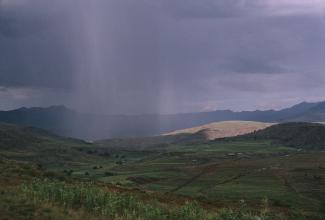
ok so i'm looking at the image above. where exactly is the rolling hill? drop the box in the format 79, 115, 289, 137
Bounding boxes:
165, 121, 274, 140
229, 122, 325, 150
0, 123, 96, 166
0, 123, 88, 149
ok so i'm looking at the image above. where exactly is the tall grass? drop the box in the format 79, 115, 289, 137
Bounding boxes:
21, 179, 285, 220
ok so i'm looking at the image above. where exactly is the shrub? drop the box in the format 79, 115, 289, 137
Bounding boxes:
104, 172, 115, 177
174, 201, 205, 220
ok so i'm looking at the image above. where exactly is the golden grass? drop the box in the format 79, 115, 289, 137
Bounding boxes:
165, 121, 274, 140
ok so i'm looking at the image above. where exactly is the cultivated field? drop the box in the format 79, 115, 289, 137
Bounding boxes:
1, 122, 325, 219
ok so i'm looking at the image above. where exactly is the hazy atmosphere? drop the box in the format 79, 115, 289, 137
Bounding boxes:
1, 0, 325, 114
2, 1, 325, 219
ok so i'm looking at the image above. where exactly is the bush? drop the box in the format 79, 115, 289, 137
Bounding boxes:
174, 201, 205, 220
319, 202, 325, 214
104, 172, 115, 177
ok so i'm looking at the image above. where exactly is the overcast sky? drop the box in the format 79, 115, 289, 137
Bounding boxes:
0, 0, 325, 114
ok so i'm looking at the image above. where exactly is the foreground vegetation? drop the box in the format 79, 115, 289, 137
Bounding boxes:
1, 160, 293, 220
21, 179, 287, 220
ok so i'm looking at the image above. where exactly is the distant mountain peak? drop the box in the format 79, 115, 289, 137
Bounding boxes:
46, 105, 70, 111
292, 101, 314, 107
10, 105, 70, 112
15, 107, 28, 111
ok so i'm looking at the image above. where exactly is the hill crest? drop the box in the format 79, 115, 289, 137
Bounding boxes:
165, 121, 274, 140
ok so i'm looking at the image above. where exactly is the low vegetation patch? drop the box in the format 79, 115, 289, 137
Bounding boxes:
20, 179, 286, 220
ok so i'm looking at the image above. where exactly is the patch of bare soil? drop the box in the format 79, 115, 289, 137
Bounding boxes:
127, 176, 164, 185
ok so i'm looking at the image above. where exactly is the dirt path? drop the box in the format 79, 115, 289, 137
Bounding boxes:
272, 170, 298, 194
169, 163, 219, 193
170, 159, 254, 193
214, 172, 250, 185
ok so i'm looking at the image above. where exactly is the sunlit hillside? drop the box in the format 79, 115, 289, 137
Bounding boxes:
165, 121, 274, 140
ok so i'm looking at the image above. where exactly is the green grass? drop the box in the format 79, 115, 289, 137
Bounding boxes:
0, 160, 288, 220
19, 179, 285, 220
1, 123, 325, 219
232, 122, 325, 150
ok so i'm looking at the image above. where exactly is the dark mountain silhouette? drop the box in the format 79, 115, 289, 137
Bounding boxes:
0, 122, 87, 150
0, 101, 325, 140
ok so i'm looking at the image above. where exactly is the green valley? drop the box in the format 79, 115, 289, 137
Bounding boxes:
1, 122, 325, 219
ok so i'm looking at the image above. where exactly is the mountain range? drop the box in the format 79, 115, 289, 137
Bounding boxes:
0, 101, 325, 139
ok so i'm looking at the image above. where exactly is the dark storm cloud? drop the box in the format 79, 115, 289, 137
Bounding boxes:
164, 0, 325, 19
0, 0, 75, 89
0, 86, 7, 92
0, 0, 325, 113
0, 0, 68, 37
163, 0, 248, 19
0, 12, 49, 38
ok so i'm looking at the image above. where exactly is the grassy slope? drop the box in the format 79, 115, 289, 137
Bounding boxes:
233, 122, 325, 150
0, 123, 113, 170
100, 140, 325, 217
1, 159, 289, 220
